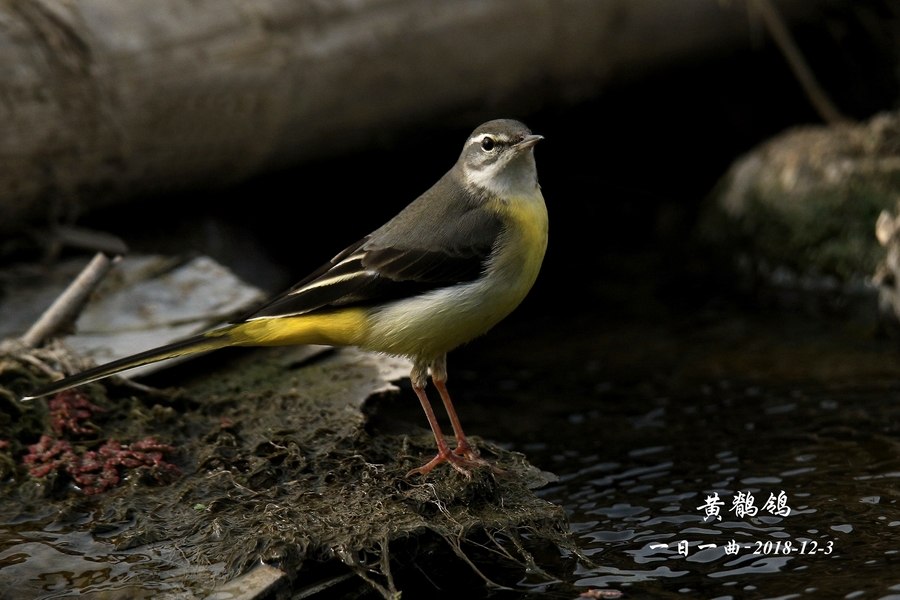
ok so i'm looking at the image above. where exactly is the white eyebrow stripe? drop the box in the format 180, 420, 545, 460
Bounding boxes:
468, 132, 512, 145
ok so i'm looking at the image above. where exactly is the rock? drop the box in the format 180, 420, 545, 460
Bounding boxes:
873, 201, 900, 336
698, 111, 900, 316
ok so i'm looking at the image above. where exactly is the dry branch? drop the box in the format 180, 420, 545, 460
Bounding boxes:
752, 0, 850, 125
20, 252, 120, 347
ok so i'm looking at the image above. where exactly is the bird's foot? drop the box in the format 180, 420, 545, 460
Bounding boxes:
453, 437, 505, 474
407, 441, 503, 478
406, 450, 479, 478
452, 437, 481, 460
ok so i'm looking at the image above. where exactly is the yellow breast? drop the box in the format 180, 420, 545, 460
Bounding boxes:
362, 190, 548, 362
488, 191, 549, 291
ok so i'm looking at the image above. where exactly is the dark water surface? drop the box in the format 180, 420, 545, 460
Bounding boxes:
438, 292, 900, 599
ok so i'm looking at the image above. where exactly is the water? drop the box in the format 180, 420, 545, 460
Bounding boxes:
533, 391, 900, 598
0, 506, 225, 599
444, 300, 900, 599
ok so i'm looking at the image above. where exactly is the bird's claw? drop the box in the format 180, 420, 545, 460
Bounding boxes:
407, 440, 504, 478
452, 438, 480, 459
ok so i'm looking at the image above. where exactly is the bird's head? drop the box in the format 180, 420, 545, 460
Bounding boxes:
458, 119, 543, 198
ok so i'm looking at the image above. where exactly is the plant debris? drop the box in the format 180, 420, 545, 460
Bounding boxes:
48, 389, 106, 436
0, 342, 574, 598
22, 434, 180, 495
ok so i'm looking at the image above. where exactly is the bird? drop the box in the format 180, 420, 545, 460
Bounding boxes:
23, 119, 548, 477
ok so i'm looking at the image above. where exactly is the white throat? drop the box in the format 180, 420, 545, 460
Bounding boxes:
465, 152, 539, 198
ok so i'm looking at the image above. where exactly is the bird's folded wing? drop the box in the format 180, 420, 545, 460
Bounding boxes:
244, 210, 503, 321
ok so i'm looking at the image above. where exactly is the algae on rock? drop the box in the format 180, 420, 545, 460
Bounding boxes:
701, 111, 900, 281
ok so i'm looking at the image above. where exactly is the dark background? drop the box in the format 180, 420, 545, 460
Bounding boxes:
75, 2, 897, 317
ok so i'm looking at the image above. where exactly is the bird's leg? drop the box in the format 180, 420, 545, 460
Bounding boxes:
429, 355, 479, 460
430, 357, 502, 473
406, 359, 486, 478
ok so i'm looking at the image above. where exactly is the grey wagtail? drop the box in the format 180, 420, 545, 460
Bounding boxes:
23, 119, 548, 477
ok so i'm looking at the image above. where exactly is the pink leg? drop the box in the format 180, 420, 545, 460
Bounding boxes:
432, 377, 480, 460
406, 384, 486, 478
432, 377, 503, 474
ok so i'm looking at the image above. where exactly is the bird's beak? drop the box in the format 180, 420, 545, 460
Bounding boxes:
514, 134, 544, 150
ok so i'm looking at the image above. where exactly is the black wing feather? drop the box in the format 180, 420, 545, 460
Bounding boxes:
361, 246, 486, 282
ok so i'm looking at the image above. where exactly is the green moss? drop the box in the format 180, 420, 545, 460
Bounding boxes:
724, 176, 895, 279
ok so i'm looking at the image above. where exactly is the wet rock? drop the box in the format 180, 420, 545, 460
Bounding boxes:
873, 201, 900, 337
698, 112, 900, 317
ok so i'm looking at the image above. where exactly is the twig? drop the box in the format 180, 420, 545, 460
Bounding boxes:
20, 252, 121, 347
15, 354, 62, 379
751, 0, 850, 125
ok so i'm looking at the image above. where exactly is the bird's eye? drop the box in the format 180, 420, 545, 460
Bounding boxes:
481, 137, 495, 152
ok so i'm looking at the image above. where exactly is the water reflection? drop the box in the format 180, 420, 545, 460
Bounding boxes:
523, 377, 900, 599
0, 519, 224, 599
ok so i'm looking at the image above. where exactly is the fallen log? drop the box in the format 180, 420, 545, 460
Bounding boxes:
1, 0, 836, 232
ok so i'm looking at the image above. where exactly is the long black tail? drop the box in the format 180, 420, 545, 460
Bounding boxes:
22, 332, 233, 401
